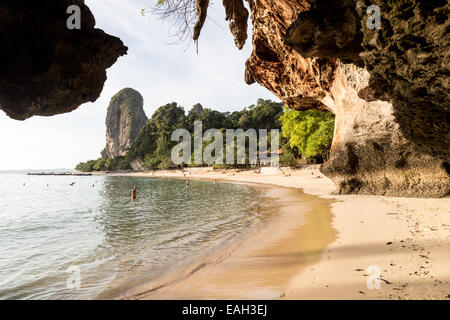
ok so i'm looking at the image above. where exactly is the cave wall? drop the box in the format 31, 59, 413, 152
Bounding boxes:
321, 63, 448, 197
244, 0, 449, 197
355, 0, 449, 159
0, 0, 127, 120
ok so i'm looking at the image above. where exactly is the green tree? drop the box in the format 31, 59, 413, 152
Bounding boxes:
249, 99, 284, 130
186, 103, 204, 131
152, 102, 186, 133
280, 106, 334, 159
93, 158, 108, 171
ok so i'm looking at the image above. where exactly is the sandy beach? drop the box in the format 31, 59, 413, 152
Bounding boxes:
104, 166, 449, 300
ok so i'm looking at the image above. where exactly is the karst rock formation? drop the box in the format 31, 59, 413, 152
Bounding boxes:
101, 88, 148, 159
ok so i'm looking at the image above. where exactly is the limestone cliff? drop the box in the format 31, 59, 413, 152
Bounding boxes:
101, 88, 148, 158
0, 0, 127, 120
241, 0, 449, 197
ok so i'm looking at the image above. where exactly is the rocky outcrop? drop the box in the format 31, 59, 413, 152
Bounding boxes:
244, 0, 336, 111
284, 0, 364, 66
320, 63, 448, 197
355, 0, 449, 159
223, 0, 249, 49
0, 0, 127, 120
101, 88, 148, 158
243, 0, 449, 197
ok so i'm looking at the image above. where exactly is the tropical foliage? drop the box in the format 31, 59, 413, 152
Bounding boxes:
76, 99, 284, 171
280, 106, 335, 160
77, 101, 335, 172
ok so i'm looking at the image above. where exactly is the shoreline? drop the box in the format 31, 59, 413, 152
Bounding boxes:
96, 167, 449, 300
96, 182, 336, 300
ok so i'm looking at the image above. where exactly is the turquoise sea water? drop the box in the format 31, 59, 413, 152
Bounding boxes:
0, 174, 264, 299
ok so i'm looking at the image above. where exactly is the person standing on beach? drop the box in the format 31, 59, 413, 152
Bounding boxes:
131, 186, 137, 200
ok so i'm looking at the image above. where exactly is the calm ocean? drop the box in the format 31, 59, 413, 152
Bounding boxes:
0, 174, 265, 299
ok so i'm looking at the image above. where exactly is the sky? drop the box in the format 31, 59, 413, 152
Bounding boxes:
0, 0, 276, 170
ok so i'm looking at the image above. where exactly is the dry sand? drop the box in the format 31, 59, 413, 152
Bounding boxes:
108, 166, 449, 300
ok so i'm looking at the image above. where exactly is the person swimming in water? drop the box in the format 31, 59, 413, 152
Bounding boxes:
186, 180, 190, 186
131, 186, 137, 200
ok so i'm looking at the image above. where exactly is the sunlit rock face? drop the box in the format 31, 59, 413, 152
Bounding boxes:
245, 0, 449, 197
321, 63, 449, 197
245, 0, 337, 111
101, 88, 148, 159
0, 0, 127, 120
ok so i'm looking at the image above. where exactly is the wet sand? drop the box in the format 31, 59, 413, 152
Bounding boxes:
95, 167, 450, 300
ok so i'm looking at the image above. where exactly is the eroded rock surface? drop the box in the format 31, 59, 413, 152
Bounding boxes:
101, 88, 148, 158
244, 0, 449, 197
284, 0, 364, 66
245, 0, 336, 111
355, 0, 450, 159
0, 0, 127, 120
320, 63, 449, 197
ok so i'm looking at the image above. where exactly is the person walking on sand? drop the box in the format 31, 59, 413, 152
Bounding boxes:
131, 186, 137, 200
